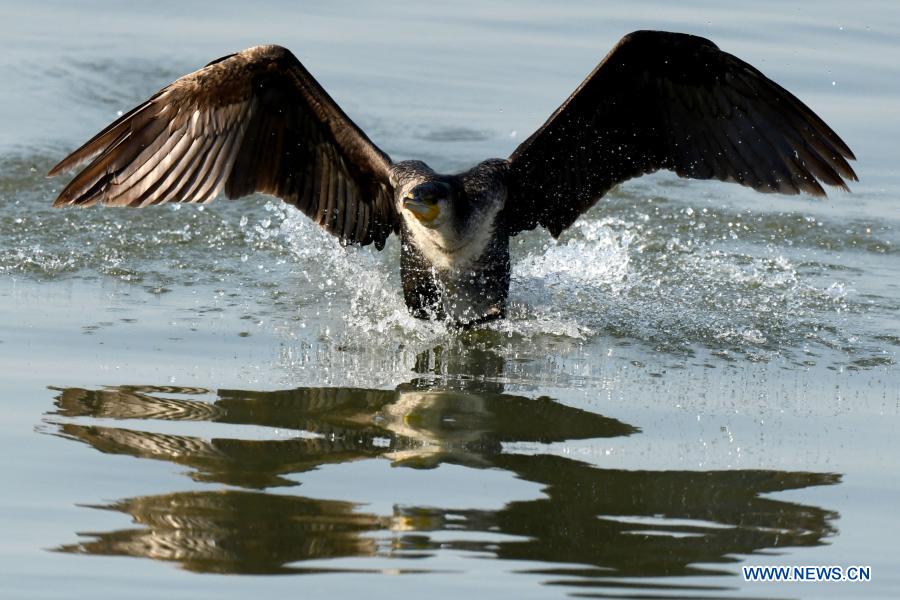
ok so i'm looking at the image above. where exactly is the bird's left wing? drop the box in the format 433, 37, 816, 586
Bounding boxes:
503, 30, 857, 237
49, 45, 398, 248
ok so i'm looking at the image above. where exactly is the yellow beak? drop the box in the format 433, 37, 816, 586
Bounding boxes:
403, 195, 440, 224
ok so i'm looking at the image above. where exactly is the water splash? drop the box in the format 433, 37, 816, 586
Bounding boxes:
2, 156, 896, 368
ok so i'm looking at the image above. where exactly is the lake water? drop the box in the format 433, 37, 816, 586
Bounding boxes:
1, 1, 898, 598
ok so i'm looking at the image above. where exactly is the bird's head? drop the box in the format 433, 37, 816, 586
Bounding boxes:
402, 180, 455, 229
393, 160, 506, 268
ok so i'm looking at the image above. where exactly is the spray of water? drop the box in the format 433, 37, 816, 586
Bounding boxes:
1, 156, 895, 369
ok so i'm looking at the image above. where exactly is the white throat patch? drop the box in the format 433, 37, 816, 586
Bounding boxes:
398, 191, 502, 272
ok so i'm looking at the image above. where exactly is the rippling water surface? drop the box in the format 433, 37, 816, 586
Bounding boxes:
1, 1, 899, 599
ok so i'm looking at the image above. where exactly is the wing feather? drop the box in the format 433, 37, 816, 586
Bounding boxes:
505, 30, 857, 236
50, 45, 398, 248
181, 132, 229, 202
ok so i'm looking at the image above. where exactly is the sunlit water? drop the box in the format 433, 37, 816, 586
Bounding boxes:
1, 1, 899, 599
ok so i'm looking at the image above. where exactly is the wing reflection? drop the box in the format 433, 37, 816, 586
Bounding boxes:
51, 381, 634, 482
46, 380, 840, 590
60, 491, 387, 575
486, 454, 839, 580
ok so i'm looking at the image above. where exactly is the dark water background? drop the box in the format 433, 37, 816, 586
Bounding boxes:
1, 1, 898, 598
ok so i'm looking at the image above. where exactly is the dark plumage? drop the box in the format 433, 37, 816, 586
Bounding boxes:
49, 31, 857, 325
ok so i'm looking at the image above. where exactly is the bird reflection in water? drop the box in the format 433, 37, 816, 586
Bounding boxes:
45, 348, 840, 593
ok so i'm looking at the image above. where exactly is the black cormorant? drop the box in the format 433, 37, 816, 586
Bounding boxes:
49, 31, 857, 325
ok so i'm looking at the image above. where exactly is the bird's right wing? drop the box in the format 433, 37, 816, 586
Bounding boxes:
49, 45, 398, 248
503, 30, 857, 237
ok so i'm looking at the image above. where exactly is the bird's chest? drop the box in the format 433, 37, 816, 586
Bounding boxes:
398, 208, 495, 271
399, 225, 510, 324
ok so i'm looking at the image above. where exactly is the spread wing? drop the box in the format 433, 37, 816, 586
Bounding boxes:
504, 30, 857, 237
49, 45, 398, 248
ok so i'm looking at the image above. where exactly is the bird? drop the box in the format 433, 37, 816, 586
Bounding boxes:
48, 30, 857, 326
